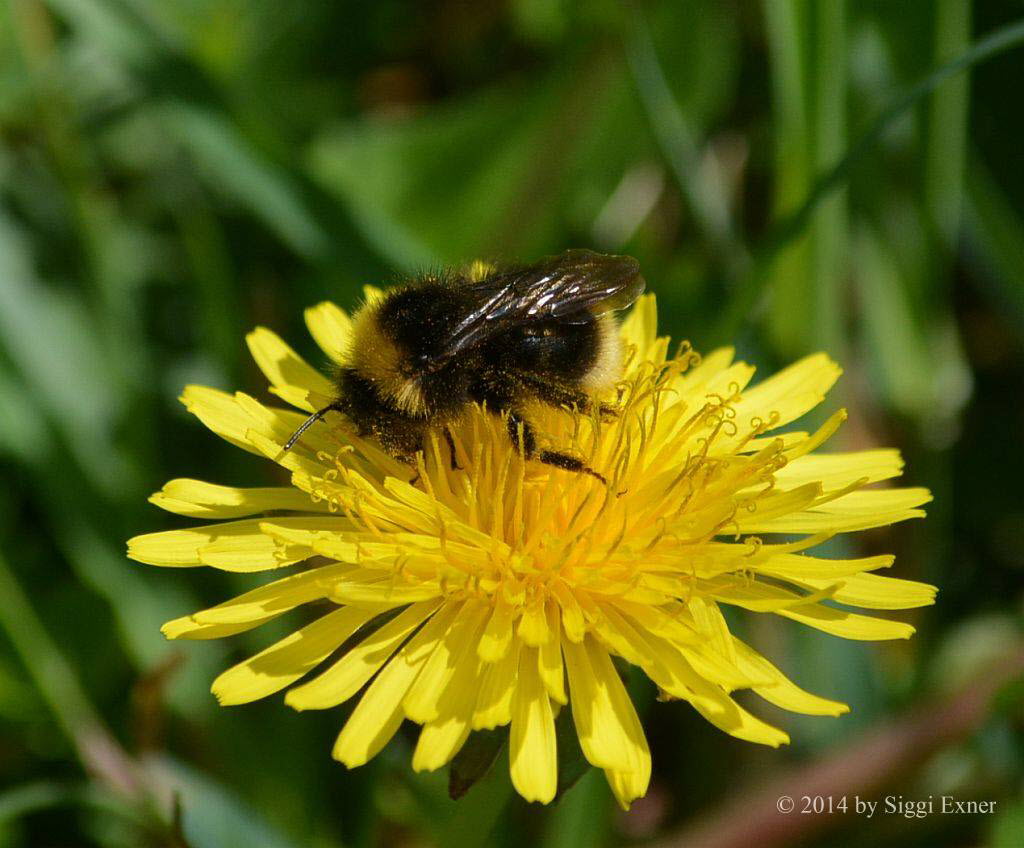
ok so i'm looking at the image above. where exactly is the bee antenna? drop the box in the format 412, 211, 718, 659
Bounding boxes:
284, 403, 343, 451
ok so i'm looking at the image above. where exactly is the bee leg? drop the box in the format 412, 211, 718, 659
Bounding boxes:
506, 412, 606, 484
538, 450, 607, 484
443, 427, 462, 471
505, 410, 537, 457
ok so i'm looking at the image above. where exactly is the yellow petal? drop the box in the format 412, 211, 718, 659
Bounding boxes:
821, 487, 933, 513
472, 639, 521, 730
605, 766, 649, 811
713, 578, 916, 639
412, 710, 473, 772
334, 685, 406, 770
754, 553, 895, 580
732, 353, 841, 429
192, 563, 356, 625
211, 605, 384, 705
232, 393, 335, 456
127, 518, 314, 571
560, 636, 615, 767
404, 600, 490, 723
678, 642, 767, 692
562, 636, 650, 782
622, 622, 789, 746
730, 481, 823, 526
678, 346, 736, 388
179, 386, 336, 460
780, 604, 916, 640
704, 576, 839, 612
162, 617, 270, 641
246, 327, 334, 411
795, 573, 937, 610
679, 670, 790, 746
150, 478, 324, 519
286, 599, 441, 710
538, 604, 566, 704
603, 608, 753, 716
732, 638, 848, 716
551, 581, 586, 642
478, 599, 516, 662
412, 646, 483, 772
741, 487, 932, 534
696, 361, 757, 402
591, 607, 649, 668
509, 646, 557, 804
333, 601, 461, 767
518, 597, 551, 646
304, 301, 352, 365
687, 596, 737, 666
619, 294, 659, 360
784, 411, 848, 464
327, 575, 442, 605
164, 563, 355, 641
180, 386, 263, 456
774, 449, 905, 488
611, 600, 700, 648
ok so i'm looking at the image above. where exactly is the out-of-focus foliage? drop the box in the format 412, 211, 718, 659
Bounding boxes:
0, 1, 1022, 846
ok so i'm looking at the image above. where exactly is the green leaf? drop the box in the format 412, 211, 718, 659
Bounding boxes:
991, 677, 1024, 717
0, 211, 130, 493
308, 86, 545, 269
307, 58, 638, 269
0, 361, 47, 463
717, 14, 1024, 343
55, 518, 226, 713
854, 224, 973, 421
0, 782, 71, 825
159, 102, 328, 259
541, 768, 611, 848
624, 2, 745, 267
854, 225, 935, 414
448, 726, 508, 800
41, 0, 172, 68
924, 0, 972, 247
992, 800, 1024, 848
151, 757, 305, 848
762, 1, 848, 355
402, 742, 513, 848
553, 707, 591, 802
964, 155, 1024, 338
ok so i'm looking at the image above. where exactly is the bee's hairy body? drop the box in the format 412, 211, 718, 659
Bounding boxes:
288, 250, 645, 480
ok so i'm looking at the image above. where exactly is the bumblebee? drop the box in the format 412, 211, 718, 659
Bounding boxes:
285, 249, 645, 481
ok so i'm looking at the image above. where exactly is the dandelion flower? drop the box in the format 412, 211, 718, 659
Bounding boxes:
129, 292, 934, 808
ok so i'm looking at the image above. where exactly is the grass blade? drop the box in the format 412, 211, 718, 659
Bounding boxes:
716, 14, 1024, 342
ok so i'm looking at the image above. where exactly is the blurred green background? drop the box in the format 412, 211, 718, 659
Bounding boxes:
1, 1, 1023, 846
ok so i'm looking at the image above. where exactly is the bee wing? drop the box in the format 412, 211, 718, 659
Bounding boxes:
443, 250, 645, 357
